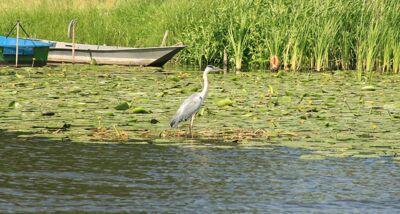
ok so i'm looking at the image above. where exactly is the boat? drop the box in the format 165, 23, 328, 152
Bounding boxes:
0, 36, 52, 67
47, 42, 186, 66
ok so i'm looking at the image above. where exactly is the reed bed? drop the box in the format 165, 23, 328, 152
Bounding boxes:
1, 0, 400, 73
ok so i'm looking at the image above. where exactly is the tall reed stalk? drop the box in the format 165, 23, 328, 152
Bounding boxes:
227, 0, 258, 72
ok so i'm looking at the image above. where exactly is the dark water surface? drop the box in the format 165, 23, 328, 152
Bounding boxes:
0, 140, 399, 213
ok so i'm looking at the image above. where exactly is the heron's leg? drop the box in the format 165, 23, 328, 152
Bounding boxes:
189, 114, 196, 138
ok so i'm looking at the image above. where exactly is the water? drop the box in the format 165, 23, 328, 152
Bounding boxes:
1, 140, 399, 213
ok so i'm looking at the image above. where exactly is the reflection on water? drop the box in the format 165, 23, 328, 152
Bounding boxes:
0, 140, 399, 213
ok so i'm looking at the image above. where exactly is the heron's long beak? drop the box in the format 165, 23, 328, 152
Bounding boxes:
212, 66, 223, 72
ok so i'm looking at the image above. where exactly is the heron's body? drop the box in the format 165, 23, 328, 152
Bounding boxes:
170, 65, 220, 135
170, 92, 205, 128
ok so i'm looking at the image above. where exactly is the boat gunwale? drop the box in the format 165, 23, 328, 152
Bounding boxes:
49, 45, 186, 53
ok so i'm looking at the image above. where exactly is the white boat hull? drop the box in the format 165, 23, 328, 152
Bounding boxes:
48, 42, 185, 66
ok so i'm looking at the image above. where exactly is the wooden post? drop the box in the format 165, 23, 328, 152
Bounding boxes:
68, 19, 77, 64
15, 21, 20, 68
161, 30, 169, 47
223, 47, 228, 74
72, 21, 76, 64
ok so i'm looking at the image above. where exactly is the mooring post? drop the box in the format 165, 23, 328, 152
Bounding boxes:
15, 20, 20, 68
161, 30, 169, 47
223, 47, 228, 74
72, 26, 75, 64
68, 18, 77, 64
72, 21, 76, 64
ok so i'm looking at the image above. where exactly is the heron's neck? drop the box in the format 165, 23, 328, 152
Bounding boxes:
200, 71, 209, 98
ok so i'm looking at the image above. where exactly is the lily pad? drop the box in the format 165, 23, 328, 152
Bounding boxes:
69, 86, 82, 93
114, 102, 130, 110
216, 99, 234, 107
361, 85, 376, 91
8, 101, 21, 108
131, 107, 150, 114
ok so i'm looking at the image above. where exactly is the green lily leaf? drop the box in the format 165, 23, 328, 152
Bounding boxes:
114, 102, 130, 110
216, 99, 234, 107
131, 107, 150, 114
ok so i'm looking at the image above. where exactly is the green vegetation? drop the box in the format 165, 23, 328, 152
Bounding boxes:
1, 0, 400, 73
1, 66, 400, 159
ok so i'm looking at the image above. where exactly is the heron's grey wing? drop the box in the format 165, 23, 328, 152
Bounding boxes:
170, 93, 204, 128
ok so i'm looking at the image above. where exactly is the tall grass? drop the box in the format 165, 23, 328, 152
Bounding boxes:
1, 0, 166, 47
227, 0, 259, 72
1, 0, 400, 73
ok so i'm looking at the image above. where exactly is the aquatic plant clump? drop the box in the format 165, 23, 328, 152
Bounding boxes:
1, 0, 400, 72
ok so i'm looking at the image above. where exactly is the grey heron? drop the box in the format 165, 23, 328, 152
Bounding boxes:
170, 65, 221, 136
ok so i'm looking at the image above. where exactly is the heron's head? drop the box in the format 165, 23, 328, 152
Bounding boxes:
204, 65, 222, 73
